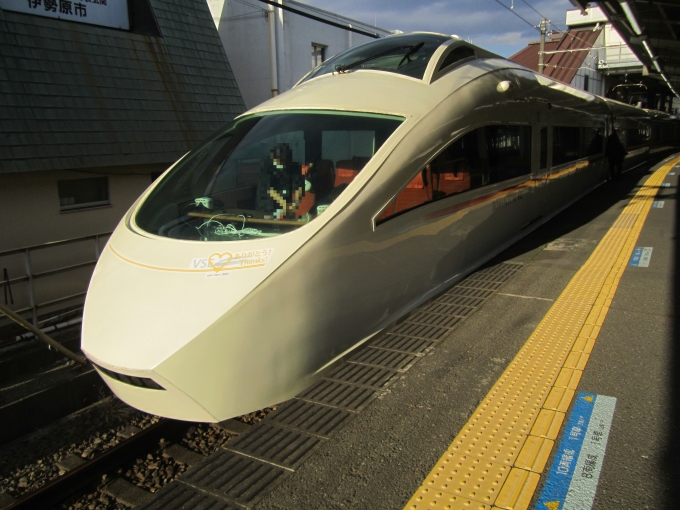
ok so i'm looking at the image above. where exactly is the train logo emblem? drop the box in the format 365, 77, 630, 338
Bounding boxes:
190, 249, 274, 274
208, 252, 233, 272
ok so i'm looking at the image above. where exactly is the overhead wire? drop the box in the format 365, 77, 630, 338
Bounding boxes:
491, 0, 539, 31
518, 0, 565, 33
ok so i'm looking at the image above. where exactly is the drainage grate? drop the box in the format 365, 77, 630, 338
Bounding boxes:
373, 335, 434, 354
227, 423, 321, 469
444, 287, 495, 299
434, 294, 486, 308
389, 322, 451, 340
181, 450, 286, 506
472, 265, 519, 279
455, 280, 505, 291
422, 302, 476, 317
136, 481, 239, 510
298, 379, 377, 411
268, 399, 353, 438
326, 363, 398, 389
407, 312, 462, 329
348, 346, 419, 371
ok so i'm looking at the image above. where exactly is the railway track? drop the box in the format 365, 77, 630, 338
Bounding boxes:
6, 419, 190, 510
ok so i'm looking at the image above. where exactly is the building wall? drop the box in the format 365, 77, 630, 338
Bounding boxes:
208, 0, 386, 109
570, 31, 605, 96
0, 167, 160, 251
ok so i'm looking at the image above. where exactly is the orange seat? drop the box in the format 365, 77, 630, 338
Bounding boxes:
335, 168, 358, 187
295, 191, 315, 218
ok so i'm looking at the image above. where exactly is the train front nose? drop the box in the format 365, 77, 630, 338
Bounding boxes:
81, 230, 283, 421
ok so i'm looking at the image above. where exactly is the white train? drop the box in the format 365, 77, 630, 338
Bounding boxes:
82, 33, 679, 421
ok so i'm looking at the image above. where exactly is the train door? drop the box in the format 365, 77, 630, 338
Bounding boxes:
541, 120, 606, 218
528, 119, 551, 231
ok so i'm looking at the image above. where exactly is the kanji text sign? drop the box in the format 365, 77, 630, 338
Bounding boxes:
0, 0, 129, 30
536, 393, 617, 510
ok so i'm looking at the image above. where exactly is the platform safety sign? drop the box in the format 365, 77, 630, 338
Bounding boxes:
536, 393, 617, 510
629, 247, 653, 267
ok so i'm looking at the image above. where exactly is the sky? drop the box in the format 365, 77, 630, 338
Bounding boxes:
300, 0, 577, 58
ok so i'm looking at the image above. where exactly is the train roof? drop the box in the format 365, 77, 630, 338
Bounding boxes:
246, 33, 674, 122
244, 33, 517, 118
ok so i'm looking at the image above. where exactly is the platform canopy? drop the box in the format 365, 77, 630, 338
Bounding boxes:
571, 0, 680, 98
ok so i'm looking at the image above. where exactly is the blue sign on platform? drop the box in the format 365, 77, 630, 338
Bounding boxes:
535, 393, 616, 510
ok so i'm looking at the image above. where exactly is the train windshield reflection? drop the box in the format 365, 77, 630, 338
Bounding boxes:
135, 111, 403, 241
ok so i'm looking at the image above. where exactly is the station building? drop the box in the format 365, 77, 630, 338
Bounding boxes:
0, 0, 245, 327
510, 6, 678, 112
207, 0, 392, 109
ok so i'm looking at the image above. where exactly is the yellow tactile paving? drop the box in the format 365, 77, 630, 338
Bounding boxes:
514, 436, 554, 473
554, 367, 583, 390
403, 156, 679, 510
529, 409, 565, 440
422, 454, 511, 504
405, 487, 493, 510
493, 468, 540, 510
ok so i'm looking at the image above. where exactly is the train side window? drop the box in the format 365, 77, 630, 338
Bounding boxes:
540, 127, 548, 170
584, 127, 603, 156
552, 126, 581, 166
485, 125, 531, 182
377, 129, 487, 222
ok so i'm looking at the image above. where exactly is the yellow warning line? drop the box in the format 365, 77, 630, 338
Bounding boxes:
404, 157, 679, 510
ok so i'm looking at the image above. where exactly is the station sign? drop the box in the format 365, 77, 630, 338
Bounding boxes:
0, 0, 129, 30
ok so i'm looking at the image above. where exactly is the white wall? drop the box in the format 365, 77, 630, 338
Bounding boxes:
208, 0, 387, 110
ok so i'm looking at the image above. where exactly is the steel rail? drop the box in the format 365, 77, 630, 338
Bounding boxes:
5, 419, 190, 510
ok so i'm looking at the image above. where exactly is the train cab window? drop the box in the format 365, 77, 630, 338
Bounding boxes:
438, 46, 476, 72
135, 111, 403, 241
378, 125, 531, 223
301, 33, 451, 83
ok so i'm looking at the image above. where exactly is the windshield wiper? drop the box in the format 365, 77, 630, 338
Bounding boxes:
397, 42, 425, 68
335, 42, 425, 73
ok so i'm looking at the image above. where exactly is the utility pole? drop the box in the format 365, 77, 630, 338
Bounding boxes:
538, 18, 548, 75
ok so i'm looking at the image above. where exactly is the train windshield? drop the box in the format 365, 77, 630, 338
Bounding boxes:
301, 33, 451, 83
135, 110, 403, 241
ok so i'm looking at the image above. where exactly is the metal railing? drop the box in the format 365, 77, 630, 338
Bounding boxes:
0, 232, 112, 327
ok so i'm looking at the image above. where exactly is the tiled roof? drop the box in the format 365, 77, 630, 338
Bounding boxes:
0, 0, 246, 173
509, 28, 601, 85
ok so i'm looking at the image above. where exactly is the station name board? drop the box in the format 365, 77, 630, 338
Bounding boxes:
0, 0, 129, 30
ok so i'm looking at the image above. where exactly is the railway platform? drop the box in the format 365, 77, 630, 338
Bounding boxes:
137, 154, 679, 510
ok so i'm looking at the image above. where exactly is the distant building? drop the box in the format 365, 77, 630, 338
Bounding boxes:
0, 0, 245, 324
207, 0, 392, 109
510, 6, 677, 112
509, 13, 606, 96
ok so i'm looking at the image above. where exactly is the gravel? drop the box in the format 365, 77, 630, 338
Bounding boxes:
0, 397, 280, 508
0, 405, 158, 499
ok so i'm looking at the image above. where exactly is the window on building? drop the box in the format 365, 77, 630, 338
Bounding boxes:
312, 43, 327, 69
377, 125, 531, 223
583, 74, 589, 92
57, 177, 110, 211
